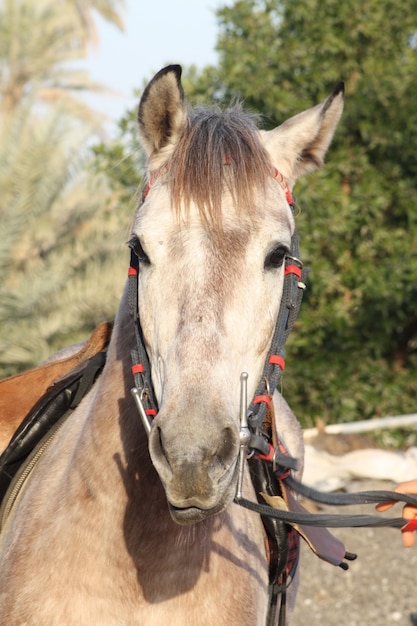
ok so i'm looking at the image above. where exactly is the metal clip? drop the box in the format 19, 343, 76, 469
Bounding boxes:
236, 372, 251, 501
131, 387, 152, 435
262, 376, 271, 397
285, 254, 304, 269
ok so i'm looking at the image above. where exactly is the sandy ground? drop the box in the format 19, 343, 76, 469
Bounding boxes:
291, 479, 417, 626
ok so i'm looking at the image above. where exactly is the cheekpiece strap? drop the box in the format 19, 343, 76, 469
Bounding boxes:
248, 202, 307, 432
128, 248, 159, 419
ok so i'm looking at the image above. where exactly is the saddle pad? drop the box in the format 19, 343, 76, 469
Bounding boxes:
0, 322, 113, 453
0, 343, 109, 508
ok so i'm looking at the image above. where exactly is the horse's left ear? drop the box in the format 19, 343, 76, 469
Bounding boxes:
138, 65, 188, 168
260, 82, 344, 183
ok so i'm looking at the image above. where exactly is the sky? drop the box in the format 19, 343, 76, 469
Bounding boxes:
85, 0, 221, 131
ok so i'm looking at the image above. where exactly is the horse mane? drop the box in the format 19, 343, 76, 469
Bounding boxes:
167, 105, 273, 229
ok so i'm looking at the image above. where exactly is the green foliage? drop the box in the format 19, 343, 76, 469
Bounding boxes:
186, 0, 417, 425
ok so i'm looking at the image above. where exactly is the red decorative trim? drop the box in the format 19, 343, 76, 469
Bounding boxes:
132, 364, 144, 374
128, 266, 138, 277
285, 189, 294, 206
143, 162, 169, 198
276, 441, 292, 479
145, 409, 157, 416
268, 355, 285, 370
401, 519, 417, 533
284, 264, 302, 280
253, 394, 271, 409
258, 443, 275, 462
271, 167, 294, 206
281, 526, 300, 584
276, 467, 291, 480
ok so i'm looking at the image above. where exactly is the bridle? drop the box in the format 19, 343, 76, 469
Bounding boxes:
245, 168, 307, 455
127, 163, 417, 624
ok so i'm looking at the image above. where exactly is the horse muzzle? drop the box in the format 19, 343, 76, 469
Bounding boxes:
148, 415, 240, 524
167, 458, 239, 524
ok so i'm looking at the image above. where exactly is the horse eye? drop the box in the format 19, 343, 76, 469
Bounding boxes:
128, 237, 150, 264
264, 245, 288, 270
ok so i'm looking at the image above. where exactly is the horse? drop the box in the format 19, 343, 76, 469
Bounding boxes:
0, 65, 343, 625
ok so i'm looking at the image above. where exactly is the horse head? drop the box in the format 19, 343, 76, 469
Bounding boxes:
132, 65, 343, 524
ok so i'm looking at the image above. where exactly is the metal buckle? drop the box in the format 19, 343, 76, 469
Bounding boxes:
285, 254, 303, 269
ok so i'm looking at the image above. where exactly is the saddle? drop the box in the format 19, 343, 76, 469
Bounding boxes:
0, 322, 112, 508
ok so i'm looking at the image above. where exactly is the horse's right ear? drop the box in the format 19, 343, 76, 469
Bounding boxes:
138, 65, 188, 168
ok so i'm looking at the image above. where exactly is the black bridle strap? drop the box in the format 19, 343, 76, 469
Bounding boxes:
128, 250, 159, 417
236, 472, 417, 536
285, 474, 417, 508
248, 209, 307, 433
235, 495, 413, 529
235, 453, 417, 571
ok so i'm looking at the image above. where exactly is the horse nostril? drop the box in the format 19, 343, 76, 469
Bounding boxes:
157, 426, 171, 469
215, 427, 238, 469
148, 424, 173, 484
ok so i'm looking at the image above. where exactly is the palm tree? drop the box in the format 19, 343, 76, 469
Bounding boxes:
0, 0, 125, 120
0, 0, 133, 377
67, 0, 125, 42
0, 97, 131, 376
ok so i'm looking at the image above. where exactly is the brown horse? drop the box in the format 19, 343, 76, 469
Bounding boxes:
0, 66, 343, 624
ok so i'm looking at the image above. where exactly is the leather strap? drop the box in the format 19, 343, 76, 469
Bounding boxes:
0, 351, 107, 506
0, 322, 112, 452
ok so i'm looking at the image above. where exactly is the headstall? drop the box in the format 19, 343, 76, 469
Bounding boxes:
127, 164, 417, 527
